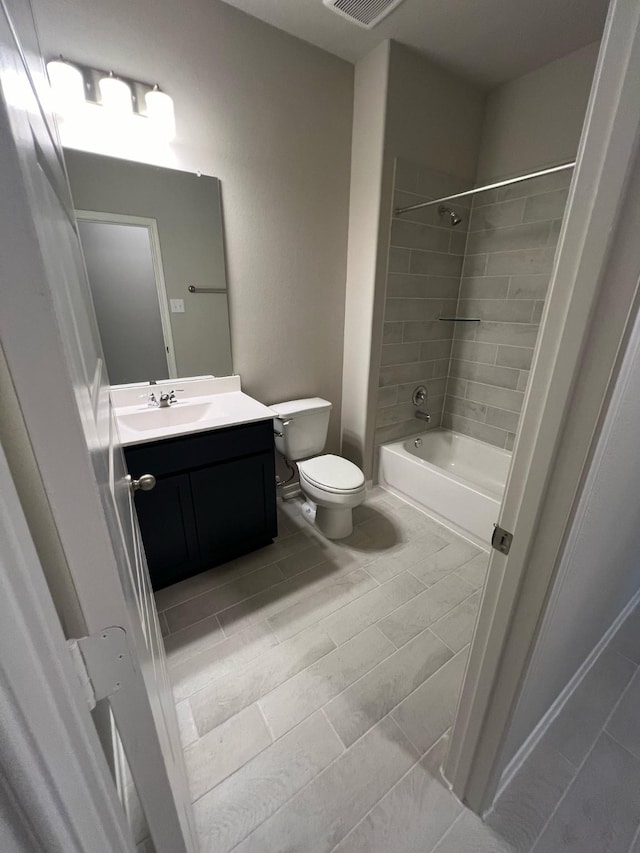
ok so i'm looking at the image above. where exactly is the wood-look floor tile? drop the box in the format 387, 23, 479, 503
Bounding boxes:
190, 625, 336, 735
164, 562, 286, 633
333, 746, 462, 853
410, 540, 482, 587
163, 614, 224, 668
610, 603, 640, 664
169, 620, 279, 701
322, 572, 426, 646
267, 568, 378, 641
454, 552, 489, 589
193, 711, 344, 853
259, 626, 395, 739
432, 811, 517, 853
325, 629, 453, 747
487, 737, 575, 852
606, 669, 640, 760
217, 560, 360, 637
232, 716, 418, 853
532, 733, 640, 853
184, 704, 271, 800
366, 532, 449, 584
378, 574, 475, 648
430, 590, 481, 652
546, 647, 635, 767
392, 648, 468, 754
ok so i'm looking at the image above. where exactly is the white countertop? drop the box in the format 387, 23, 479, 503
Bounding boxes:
111, 376, 275, 447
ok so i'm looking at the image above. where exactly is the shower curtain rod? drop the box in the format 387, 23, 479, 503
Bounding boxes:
394, 161, 576, 217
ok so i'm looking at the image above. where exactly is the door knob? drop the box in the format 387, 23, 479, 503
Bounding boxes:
127, 473, 156, 492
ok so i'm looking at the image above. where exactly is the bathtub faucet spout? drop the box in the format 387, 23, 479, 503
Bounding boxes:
415, 410, 431, 423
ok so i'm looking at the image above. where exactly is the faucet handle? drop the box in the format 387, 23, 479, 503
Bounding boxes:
139, 391, 158, 407
169, 389, 184, 403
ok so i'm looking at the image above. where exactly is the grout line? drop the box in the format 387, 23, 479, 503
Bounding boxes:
254, 700, 276, 744
430, 811, 466, 852
320, 706, 348, 751
528, 658, 640, 850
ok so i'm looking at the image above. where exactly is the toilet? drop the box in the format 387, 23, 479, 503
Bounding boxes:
270, 398, 366, 539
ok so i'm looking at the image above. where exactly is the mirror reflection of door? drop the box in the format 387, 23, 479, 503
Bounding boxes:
77, 212, 177, 385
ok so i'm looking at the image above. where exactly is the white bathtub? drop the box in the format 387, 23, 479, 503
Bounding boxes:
378, 429, 512, 547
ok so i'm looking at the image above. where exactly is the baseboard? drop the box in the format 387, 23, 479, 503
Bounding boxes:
495, 584, 640, 800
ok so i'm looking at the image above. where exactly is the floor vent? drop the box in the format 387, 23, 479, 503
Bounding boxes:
323, 0, 407, 29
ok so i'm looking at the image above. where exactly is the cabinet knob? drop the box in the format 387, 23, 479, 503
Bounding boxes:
127, 473, 157, 493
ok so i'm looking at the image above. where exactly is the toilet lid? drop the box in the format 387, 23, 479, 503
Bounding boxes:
298, 454, 365, 493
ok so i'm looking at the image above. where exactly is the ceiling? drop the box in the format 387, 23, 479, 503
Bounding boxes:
217, 0, 609, 87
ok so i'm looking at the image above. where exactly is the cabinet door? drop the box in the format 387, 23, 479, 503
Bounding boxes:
190, 452, 277, 565
134, 473, 199, 589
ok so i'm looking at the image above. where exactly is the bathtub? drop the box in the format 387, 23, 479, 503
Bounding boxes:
378, 429, 512, 548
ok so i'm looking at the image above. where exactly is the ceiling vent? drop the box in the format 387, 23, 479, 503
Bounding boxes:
323, 0, 407, 29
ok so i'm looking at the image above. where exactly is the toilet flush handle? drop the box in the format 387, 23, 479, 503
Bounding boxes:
273, 419, 292, 439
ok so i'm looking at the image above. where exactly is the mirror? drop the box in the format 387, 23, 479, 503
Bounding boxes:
64, 149, 233, 385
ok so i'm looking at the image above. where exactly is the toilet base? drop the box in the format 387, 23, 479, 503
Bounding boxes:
301, 500, 354, 540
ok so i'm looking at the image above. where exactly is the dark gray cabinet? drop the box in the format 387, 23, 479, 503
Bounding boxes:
125, 420, 277, 590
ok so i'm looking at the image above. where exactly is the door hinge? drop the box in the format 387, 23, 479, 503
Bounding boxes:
67, 627, 134, 710
491, 523, 513, 555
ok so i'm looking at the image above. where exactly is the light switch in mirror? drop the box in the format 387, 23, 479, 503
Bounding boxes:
65, 149, 232, 385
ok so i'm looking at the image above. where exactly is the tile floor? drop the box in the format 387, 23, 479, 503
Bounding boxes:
155, 486, 491, 852
155, 487, 640, 853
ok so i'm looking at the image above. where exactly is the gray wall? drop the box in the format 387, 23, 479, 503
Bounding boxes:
32, 0, 353, 453
476, 42, 600, 182
342, 41, 485, 474
375, 159, 470, 445
443, 168, 571, 449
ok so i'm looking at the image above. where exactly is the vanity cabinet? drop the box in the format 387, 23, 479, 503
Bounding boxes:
125, 419, 277, 590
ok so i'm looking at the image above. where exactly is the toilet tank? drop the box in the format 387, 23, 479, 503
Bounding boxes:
270, 398, 332, 461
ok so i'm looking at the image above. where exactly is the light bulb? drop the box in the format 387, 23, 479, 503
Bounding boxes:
145, 86, 175, 141
46, 59, 85, 116
99, 74, 133, 115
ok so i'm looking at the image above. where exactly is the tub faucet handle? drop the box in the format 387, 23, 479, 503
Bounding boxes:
412, 385, 427, 407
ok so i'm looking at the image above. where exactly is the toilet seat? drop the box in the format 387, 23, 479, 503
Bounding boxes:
298, 454, 365, 494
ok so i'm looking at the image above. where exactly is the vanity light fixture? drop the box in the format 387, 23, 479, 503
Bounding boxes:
46, 56, 175, 141
98, 72, 134, 116
145, 85, 176, 141
46, 58, 85, 115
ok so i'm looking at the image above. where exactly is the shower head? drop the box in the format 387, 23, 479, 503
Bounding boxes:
438, 205, 463, 227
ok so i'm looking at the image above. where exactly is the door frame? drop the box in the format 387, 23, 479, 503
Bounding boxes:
75, 209, 178, 379
0, 442, 136, 853
445, 0, 640, 812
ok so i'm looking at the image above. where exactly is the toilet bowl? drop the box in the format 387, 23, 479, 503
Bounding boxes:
270, 398, 366, 540
298, 454, 366, 539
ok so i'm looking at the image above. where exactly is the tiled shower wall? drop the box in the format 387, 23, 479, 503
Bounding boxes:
375, 159, 471, 445
375, 159, 571, 451
443, 168, 571, 450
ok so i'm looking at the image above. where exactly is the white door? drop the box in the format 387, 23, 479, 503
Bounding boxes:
0, 3, 196, 851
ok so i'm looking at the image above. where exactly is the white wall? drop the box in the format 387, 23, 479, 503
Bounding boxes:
31, 0, 353, 451
476, 41, 600, 181
341, 42, 390, 470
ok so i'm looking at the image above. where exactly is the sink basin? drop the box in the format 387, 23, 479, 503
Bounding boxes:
119, 402, 228, 432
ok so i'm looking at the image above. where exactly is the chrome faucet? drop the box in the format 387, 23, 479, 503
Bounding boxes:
158, 389, 184, 408
140, 391, 159, 407
415, 410, 431, 423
